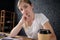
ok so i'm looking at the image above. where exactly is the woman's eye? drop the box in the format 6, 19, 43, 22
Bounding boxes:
20, 8, 23, 11
24, 5, 28, 9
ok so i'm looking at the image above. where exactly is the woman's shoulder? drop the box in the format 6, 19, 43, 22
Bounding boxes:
34, 13, 44, 23
35, 13, 44, 16
35, 13, 45, 18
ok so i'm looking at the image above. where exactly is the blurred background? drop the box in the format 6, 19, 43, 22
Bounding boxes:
0, 0, 60, 40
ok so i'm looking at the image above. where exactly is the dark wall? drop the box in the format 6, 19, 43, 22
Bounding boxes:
15, 0, 60, 40
0, 0, 14, 11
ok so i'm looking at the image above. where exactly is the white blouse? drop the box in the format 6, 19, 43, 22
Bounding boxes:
23, 13, 49, 39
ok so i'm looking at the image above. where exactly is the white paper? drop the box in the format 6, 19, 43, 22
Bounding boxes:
0, 37, 20, 40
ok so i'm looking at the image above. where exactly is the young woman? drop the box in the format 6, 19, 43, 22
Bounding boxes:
9, 0, 57, 40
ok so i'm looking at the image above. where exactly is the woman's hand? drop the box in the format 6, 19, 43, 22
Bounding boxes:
20, 13, 30, 24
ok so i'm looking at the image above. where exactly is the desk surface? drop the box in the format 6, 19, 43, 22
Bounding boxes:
0, 32, 36, 40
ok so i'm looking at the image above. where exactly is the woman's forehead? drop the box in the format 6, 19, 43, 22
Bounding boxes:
18, 2, 30, 8
19, 2, 29, 6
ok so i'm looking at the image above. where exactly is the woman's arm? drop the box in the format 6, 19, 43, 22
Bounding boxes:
43, 21, 57, 40
9, 20, 23, 37
9, 14, 27, 37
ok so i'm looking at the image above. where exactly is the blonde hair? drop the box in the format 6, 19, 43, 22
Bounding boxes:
17, 0, 32, 8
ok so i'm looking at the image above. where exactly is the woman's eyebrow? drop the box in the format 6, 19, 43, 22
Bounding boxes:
23, 4, 28, 7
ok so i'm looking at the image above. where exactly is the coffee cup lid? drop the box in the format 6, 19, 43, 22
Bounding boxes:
38, 29, 51, 34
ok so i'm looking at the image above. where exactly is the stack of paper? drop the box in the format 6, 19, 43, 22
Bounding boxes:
0, 37, 20, 40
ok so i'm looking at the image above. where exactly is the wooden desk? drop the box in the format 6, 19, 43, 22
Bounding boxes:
0, 32, 35, 40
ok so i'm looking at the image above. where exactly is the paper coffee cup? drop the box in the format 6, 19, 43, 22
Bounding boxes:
38, 29, 51, 40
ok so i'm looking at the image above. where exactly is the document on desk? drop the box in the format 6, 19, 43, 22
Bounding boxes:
0, 37, 22, 40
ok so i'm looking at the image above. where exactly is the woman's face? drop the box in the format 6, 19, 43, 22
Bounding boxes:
18, 2, 34, 21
